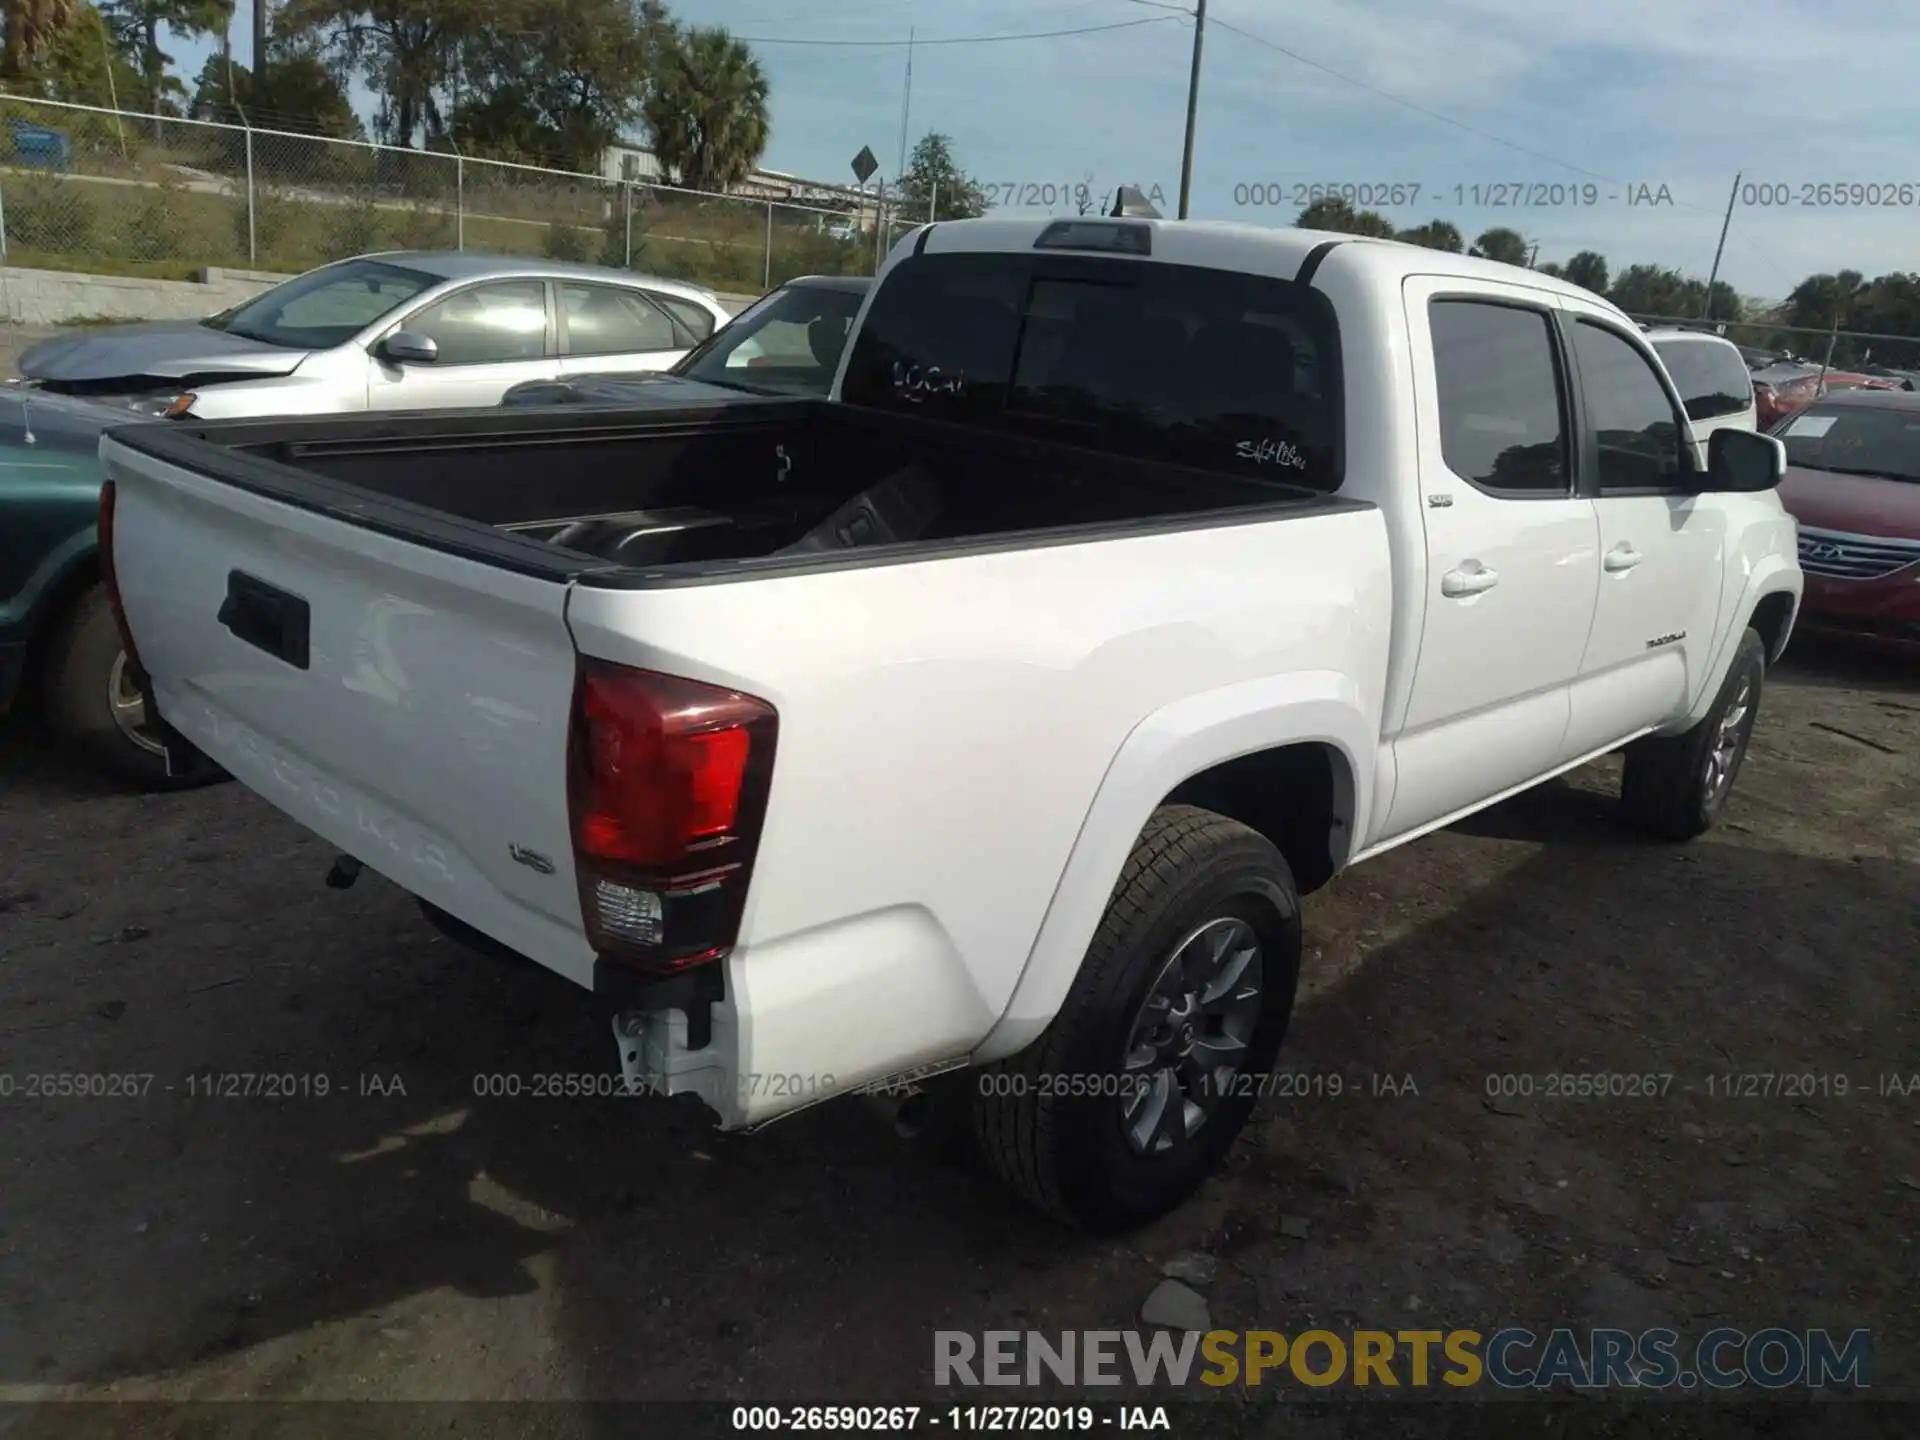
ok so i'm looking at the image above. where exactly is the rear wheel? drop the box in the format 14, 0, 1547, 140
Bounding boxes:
42, 583, 224, 791
1620, 627, 1766, 840
972, 804, 1302, 1231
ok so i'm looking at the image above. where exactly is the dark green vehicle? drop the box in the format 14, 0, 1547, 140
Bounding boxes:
0, 384, 221, 787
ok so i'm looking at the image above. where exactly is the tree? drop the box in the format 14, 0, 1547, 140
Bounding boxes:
1783, 270, 1868, 333
1397, 219, 1462, 252
1608, 263, 1689, 316
894, 131, 989, 222
642, 23, 770, 192
1562, 250, 1609, 295
5, 1, 144, 104
3, 0, 78, 76
1469, 227, 1529, 266
1535, 261, 1564, 278
280, 0, 485, 147
100, 0, 232, 116
1608, 264, 1740, 323
449, 0, 651, 170
1850, 273, 1920, 368
189, 47, 361, 135
1296, 196, 1395, 238
1781, 270, 1872, 366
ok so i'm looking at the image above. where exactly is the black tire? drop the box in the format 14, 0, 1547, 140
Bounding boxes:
972, 804, 1302, 1232
1620, 627, 1766, 841
41, 583, 224, 792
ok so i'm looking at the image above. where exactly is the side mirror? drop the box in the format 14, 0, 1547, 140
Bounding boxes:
379, 330, 438, 365
1705, 427, 1787, 493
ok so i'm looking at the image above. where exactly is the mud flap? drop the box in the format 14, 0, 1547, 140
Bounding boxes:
130, 661, 221, 782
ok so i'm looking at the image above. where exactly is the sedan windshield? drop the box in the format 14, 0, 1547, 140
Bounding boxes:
202, 258, 438, 349
672, 284, 867, 395
1778, 403, 1920, 483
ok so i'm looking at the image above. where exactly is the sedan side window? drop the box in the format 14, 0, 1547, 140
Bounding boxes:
561, 284, 680, 357
649, 293, 718, 343
1572, 321, 1687, 491
403, 281, 548, 366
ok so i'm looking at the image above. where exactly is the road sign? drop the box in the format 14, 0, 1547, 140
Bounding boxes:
851, 146, 879, 184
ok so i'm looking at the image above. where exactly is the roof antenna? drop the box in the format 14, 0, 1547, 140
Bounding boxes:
1108, 185, 1162, 220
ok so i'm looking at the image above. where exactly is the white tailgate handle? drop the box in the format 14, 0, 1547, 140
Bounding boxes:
1604, 544, 1645, 573
1440, 561, 1500, 598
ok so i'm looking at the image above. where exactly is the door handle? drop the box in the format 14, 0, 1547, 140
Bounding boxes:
1440, 562, 1500, 598
1604, 545, 1645, 573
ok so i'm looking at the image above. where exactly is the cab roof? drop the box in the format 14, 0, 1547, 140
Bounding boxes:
908, 216, 1631, 318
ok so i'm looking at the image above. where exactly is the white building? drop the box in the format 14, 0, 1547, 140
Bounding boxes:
597, 144, 883, 230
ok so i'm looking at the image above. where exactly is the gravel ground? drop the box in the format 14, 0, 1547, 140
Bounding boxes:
0, 586, 1915, 1424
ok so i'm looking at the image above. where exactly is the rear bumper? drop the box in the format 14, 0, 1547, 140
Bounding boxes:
0, 640, 26, 716
420, 894, 990, 1131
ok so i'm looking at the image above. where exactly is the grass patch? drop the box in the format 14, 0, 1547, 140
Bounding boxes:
0, 247, 209, 281
2, 169, 872, 295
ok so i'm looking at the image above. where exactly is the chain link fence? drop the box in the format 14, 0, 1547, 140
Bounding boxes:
0, 95, 903, 295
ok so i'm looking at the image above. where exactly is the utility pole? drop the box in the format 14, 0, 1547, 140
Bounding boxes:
253, 0, 269, 79
1702, 170, 1740, 320
895, 28, 914, 183
1176, 0, 1207, 219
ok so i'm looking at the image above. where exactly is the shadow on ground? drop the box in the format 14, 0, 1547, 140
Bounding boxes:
0, 644, 1912, 1430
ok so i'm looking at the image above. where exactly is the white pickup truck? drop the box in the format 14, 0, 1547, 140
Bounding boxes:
101, 218, 1803, 1231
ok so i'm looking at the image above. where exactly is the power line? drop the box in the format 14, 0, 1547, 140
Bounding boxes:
1194, 13, 1802, 286
1207, 16, 1631, 189
730, 15, 1178, 46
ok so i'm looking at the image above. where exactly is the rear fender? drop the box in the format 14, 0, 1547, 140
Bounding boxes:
971, 670, 1375, 1064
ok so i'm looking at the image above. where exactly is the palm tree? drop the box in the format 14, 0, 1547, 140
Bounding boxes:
2, 0, 78, 75
1294, 195, 1396, 238
642, 25, 770, 193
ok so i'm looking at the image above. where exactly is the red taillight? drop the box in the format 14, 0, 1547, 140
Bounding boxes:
97, 479, 146, 679
567, 660, 777, 974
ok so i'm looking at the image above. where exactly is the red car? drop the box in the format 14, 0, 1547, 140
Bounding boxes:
1774, 389, 1920, 649
1753, 365, 1906, 430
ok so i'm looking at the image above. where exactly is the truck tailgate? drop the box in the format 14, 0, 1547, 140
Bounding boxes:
102, 436, 597, 988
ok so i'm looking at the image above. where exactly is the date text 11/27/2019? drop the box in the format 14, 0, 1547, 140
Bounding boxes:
1230, 182, 1677, 209
730, 1405, 1172, 1432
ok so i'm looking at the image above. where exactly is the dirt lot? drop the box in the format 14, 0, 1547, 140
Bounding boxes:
0, 633, 1914, 1427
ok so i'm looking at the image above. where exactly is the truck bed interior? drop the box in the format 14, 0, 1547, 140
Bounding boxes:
126, 398, 1330, 574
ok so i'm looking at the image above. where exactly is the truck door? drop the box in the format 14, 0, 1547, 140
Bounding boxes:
1558, 308, 1727, 751
1381, 276, 1601, 839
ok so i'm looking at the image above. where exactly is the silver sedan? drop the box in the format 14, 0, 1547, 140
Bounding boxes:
16, 251, 737, 421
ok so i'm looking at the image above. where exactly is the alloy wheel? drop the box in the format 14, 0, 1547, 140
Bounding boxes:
1119, 915, 1265, 1156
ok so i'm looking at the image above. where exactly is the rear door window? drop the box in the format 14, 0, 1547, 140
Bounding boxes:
560, 283, 681, 357
839, 252, 1343, 491
649, 293, 719, 342
1654, 338, 1755, 421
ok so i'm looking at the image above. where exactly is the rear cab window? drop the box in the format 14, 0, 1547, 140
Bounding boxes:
1653, 337, 1756, 421
838, 251, 1344, 492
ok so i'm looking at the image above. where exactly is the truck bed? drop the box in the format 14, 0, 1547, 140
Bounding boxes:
105, 396, 1352, 584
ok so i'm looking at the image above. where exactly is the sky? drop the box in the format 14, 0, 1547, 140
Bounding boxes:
167, 0, 1919, 302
